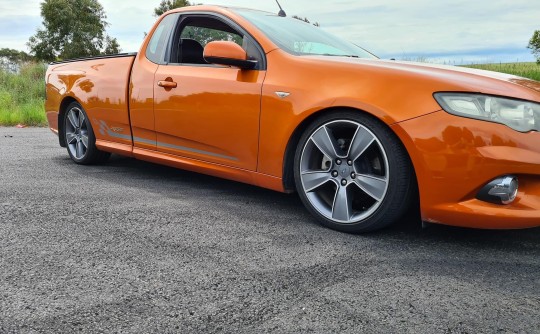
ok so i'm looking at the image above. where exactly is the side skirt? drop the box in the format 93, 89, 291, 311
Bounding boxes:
95, 139, 286, 193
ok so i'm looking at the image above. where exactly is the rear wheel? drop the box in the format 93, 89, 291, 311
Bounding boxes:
294, 111, 414, 233
64, 102, 110, 164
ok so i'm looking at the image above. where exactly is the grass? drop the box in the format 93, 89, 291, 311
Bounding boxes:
0, 62, 47, 126
462, 62, 540, 81
0, 60, 538, 127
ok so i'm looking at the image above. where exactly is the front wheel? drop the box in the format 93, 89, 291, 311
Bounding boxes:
64, 102, 110, 165
294, 111, 414, 233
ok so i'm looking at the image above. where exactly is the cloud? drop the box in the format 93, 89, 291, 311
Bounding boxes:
1, 0, 41, 16
0, 0, 537, 63
299, 0, 538, 59
0, 15, 42, 50
100, 1, 156, 52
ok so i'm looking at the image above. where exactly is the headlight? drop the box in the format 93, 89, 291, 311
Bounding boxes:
434, 92, 540, 133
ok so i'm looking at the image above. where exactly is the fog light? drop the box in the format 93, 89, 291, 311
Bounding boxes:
476, 176, 518, 205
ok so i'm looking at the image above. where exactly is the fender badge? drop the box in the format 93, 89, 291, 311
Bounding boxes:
275, 91, 290, 98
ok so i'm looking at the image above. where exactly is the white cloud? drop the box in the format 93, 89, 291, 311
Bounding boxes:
0, 0, 538, 63
0, 0, 41, 16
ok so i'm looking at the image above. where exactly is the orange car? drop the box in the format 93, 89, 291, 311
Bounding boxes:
45, 5, 540, 233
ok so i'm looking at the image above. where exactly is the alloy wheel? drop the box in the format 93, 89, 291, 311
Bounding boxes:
65, 107, 89, 160
299, 120, 389, 224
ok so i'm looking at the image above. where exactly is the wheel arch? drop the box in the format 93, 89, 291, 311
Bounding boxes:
282, 106, 419, 198
57, 96, 80, 147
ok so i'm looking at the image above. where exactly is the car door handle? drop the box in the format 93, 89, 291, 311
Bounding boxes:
157, 80, 177, 89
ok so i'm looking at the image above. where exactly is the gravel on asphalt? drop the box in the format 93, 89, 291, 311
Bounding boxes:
1, 127, 539, 333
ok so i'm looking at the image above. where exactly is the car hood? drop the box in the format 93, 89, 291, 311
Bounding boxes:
303, 56, 540, 101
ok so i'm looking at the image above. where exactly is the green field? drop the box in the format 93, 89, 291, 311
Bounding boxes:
0, 61, 539, 126
0, 62, 47, 126
463, 62, 540, 81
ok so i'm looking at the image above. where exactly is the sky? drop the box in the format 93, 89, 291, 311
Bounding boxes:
0, 0, 538, 64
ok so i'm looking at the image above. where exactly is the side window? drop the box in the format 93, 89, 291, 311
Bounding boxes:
170, 16, 262, 67
146, 13, 178, 64
181, 26, 243, 48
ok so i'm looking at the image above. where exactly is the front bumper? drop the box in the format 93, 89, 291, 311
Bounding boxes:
392, 111, 540, 229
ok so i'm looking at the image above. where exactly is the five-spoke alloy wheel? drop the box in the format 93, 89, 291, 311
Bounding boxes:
294, 111, 414, 233
63, 102, 110, 164
65, 106, 89, 160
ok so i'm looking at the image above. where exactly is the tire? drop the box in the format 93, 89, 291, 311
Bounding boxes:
63, 102, 110, 165
293, 111, 414, 233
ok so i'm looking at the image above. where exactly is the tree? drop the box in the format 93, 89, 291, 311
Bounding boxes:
103, 37, 121, 55
0, 48, 34, 72
528, 30, 540, 65
154, 0, 191, 17
0, 48, 34, 63
27, 0, 120, 62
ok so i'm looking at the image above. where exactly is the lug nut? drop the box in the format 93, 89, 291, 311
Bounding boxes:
341, 179, 347, 186
347, 159, 353, 166
331, 170, 338, 177
351, 172, 356, 179
336, 159, 342, 165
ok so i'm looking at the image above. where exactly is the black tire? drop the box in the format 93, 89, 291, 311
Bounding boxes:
63, 102, 110, 165
293, 110, 414, 233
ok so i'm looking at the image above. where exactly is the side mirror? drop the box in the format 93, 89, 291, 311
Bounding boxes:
203, 41, 257, 70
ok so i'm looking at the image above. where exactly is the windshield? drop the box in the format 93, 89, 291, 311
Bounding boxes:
233, 9, 377, 59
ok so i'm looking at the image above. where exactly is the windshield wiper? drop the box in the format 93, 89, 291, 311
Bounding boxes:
321, 54, 360, 58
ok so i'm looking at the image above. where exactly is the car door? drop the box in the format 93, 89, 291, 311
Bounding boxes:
153, 14, 266, 171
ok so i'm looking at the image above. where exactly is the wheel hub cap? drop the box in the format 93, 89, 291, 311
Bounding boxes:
340, 165, 351, 178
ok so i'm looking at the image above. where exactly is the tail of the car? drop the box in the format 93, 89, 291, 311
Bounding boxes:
44, 53, 137, 148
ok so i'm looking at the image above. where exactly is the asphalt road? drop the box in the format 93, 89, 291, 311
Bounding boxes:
1, 127, 539, 333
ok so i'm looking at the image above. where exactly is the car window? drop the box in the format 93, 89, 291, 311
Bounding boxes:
234, 9, 376, 59
171, 17, 245, 65
170, 16, 265, 66
146, 13, 179, 64
180, 26, 243, 48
